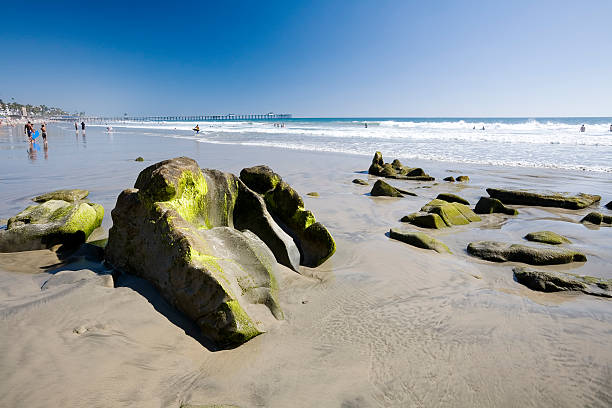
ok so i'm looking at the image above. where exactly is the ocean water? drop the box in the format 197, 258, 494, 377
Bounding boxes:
91, 117, 612, 173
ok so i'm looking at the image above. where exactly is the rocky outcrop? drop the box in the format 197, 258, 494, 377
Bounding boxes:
467, 241, 586, 265
33, 189, 89, 203
106, 157, 302, 345
420, 199, 481, 225
389, 229, 451, 253
436, 193, 469, 205
240, 165, 336, 268
474, 197, 518, 215
352, 179, 369, 185
367, 152, 434, 181
0, 199, 104, 252
581, 212, 612, 225
486, 188, 600, 209
524, 231, 571, 245
513, 267, 611, 298
370, 180, 403, 197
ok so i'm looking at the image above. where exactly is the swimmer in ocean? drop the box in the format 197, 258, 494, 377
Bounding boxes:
194, 124, 200, 134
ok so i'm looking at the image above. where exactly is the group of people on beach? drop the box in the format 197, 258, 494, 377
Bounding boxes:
74, 121, 86, 131
24, 121, 47, 144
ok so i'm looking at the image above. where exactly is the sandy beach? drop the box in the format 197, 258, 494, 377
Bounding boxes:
1, 123, 611, 407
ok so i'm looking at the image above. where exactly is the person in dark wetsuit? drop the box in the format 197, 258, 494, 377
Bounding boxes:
81, 121, 86, 130
41, 123, 47, 143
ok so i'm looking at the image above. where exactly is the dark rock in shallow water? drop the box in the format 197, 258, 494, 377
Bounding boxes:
367, 152, 434, 181
456, 175, 470, 182
370, 180, 403, 197
0, 199, 104, 252
524, 231, 571, 245
240, 165, 336, 267
581, 212, 612, 225
33, 189, 89, 203
443, 176, 455, 182
436, 193, 469, 205
400, 213, 447, 229
306, 192, 319, 197
474, 197, 518, 215
513, 267, 611, 297
606, 201, 612, 210
106, 157, 297, 346
486, 188, 600, 209
389, 229, 451, 253
467, 241, 586, 265
352, 179, 369, 185
135, 157, 144, 162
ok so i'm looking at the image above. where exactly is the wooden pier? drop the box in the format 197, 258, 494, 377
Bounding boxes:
52, 113, 292, 123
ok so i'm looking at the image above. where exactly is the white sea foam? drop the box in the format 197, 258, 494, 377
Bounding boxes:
90, 118, 612, 172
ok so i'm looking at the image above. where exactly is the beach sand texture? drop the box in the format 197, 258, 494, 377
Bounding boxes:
1, 124, 611, 407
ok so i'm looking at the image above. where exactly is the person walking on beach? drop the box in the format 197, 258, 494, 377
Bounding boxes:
41, 123, 47, 144
25, 121, 34, 141
81, 121, 86, 131
580, 124, 586, 132
74, 122, 78, 131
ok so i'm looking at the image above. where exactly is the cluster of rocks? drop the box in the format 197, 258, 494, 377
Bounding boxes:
368, 152, 434, 181
0, 189, 104, 252
581, 212, 612, 225
443, 175, 469, 182
401, 194, 480, 229
104, 157, 336, 346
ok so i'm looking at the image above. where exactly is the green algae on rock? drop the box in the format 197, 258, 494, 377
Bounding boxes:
524, 231, 571, 245
0, 199, 103, 252
106, 157, 296, 346
486, 188, 600, 209
306, 192, 319, 197
513, 267, 611, 298
389, 229, 451, 253
467, 241, 586, 265
239, 165, 336, 268
419, 199, 481, 226
400, 212, 447, 229
436, 193, 470, 205
370, 179, 404, 197
352, 178, 369, 185
443, 176, 455, 182
456, 175, 470, 182
135, 156, 144, 162
474, 197, 518, 215
580, 212, 612, 225
33, 189, 89, 203
367, 152, 435, 181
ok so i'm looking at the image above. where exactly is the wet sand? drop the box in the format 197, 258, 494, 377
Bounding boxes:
0, 124, 611, 407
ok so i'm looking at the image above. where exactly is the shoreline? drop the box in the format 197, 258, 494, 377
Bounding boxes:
0, 123, 611, 407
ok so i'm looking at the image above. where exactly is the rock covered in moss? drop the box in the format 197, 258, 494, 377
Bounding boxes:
135, 157, 144, 162
581, 212, 612, 225
513, 267, 611, 297
436, 193, 469, 205
443, 176, 455, 182
456, 175, 469, 182
524, 231, 571, 245
106, 157, 297, 346
486, 188, 600, 209
370, 180, 403, 197
400, 213, 447, 229
474, 197, 519, 215
306, 192, 319, 197
33, 189, 89, 203
389, 229, 451, 253
420, 199, 481, 226
367, 152, 434, 181
352, 179, 369, 185
467, 241, 586, 265
240, 165, 336, 268
0, 199, 104, 252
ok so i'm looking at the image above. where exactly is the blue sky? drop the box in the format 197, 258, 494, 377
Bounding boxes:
1, 0, 611, 117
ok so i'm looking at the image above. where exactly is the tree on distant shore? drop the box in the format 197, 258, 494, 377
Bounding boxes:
0, 99, 68, 117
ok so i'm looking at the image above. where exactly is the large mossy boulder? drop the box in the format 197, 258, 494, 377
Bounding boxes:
240, 165, 336, 268
367, 152, 434, 181
33, 189, 89, 203
389, 229, 451, 253
419, 199, 481, 226
467, 241, 586, 265
370, 179, 403, 197
0, 199, 103, 252
474, 197, 518, 215
436, 193, 469, 205
524, 231, 571, 245
580, 212, 612, 225
400, 213, 447, 229
106, 157, 301, 346
486, 188, 600, 209
513, 267, 611, 298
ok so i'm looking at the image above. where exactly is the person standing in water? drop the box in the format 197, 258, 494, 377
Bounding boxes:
193, 124, 200, 134
580, 124, 586, 132
41, 123, 47, 144
75, 122, 78, 131
81, 121, 86, 131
